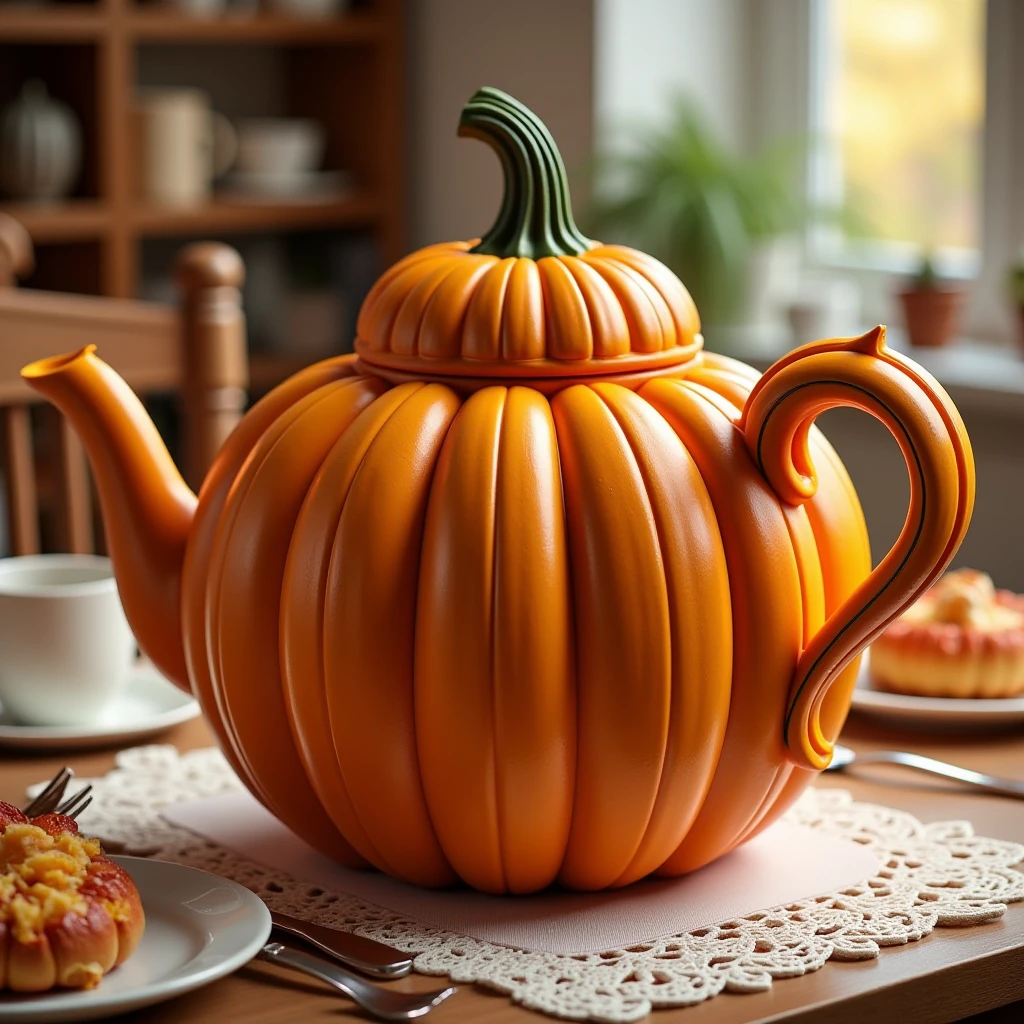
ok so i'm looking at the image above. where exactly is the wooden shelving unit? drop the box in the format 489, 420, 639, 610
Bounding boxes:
0, 192, 381, 241
128, 10, 383, 43
0, 8, 381, 44
130, 193, 380, 236
0, 200, 111, 242
0, 12, 105, 42
0, 0, 405, 303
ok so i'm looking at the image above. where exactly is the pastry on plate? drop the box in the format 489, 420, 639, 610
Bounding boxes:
0, 804, 145, 992
870, 568, 1024, 699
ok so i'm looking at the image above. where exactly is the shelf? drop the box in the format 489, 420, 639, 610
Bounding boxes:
130, 192, 379, 237
127, 11, 383, 45
0, 200, 111, 243
0, 9, 383, 46
0, 0, 404, 301
1, 194, 380, 243
0, 8, 105, 43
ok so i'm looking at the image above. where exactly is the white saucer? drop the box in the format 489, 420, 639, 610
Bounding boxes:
0, 856, 271, 1023
0, 666, 200, 750
849, 651, 1024, 731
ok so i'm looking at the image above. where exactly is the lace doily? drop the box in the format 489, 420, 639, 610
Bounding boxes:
69, 745, 1024, 1023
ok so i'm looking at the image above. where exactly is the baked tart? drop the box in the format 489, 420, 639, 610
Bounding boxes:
870, 569, 1024, 698
0, 803, 144, 992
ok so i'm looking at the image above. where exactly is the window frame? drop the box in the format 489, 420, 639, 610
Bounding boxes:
753, 0, 1024, 344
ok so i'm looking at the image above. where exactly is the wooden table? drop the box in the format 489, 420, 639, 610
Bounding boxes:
2, 715, 1023, 1024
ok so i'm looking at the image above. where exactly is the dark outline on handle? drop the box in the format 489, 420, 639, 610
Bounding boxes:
754, 379, 926, 750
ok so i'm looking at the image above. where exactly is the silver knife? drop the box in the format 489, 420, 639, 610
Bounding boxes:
270, 910, 413, 979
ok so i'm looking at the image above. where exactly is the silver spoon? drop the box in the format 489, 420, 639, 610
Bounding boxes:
258, 941, 456, 1020
827, 743, 1024, 798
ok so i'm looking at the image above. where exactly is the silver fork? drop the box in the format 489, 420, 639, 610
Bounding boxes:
258, 941, 456, 1020
54, 784, 93, 819
22, 766, 73, 817
22, 768, 93, 819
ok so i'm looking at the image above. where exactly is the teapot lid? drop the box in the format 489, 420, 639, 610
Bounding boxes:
355, 87, 702, 387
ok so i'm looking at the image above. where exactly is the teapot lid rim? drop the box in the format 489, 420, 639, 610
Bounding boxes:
353, 336, 704, 392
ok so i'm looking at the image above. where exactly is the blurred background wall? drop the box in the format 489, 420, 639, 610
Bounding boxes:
409, 0, 593, 248
595, 0, 750, 153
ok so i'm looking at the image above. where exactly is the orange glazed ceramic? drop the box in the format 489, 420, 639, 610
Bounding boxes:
22, 88, 975, 893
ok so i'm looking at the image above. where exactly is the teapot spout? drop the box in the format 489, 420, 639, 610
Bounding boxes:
21, 346, 196, 690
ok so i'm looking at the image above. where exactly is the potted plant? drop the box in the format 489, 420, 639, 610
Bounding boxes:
585, 98, 803, 331
1008, 248, 1024, 354
898, 254, 963, 348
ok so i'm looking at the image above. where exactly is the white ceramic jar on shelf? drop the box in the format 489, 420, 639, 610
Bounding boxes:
136, 88, 236, 207
0, 80, 82, 202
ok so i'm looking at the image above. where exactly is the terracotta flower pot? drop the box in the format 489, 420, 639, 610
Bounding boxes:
898, 288, 962, 348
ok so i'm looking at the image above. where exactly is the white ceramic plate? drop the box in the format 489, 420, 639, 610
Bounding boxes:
850, 652, 1024, 730
0, 667, 199, 750
0, 857, 271, 1023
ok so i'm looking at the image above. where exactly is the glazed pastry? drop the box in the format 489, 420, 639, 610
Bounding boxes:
0, 803, 144, 992
870, 569, 1024, 698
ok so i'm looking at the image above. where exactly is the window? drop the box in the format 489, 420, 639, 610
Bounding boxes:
808, 0, 986, 277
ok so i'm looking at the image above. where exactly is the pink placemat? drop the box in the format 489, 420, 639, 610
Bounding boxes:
163, 788, 881, 955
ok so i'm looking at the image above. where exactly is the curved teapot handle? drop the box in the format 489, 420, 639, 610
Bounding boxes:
740, 326, 975, 770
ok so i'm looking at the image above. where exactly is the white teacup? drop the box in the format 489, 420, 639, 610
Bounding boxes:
234, 118, 326, 177
0, 555, 136, 727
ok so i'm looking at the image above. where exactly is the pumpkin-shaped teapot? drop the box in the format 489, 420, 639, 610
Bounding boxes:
23, 89, 974, 894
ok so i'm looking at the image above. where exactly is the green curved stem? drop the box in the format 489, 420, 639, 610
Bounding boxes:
458, 86, 594, 260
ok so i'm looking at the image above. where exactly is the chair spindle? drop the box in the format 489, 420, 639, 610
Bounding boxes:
2, 405, 40, 555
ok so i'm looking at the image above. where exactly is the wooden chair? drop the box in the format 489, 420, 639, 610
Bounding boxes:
0, 214, 248, 556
